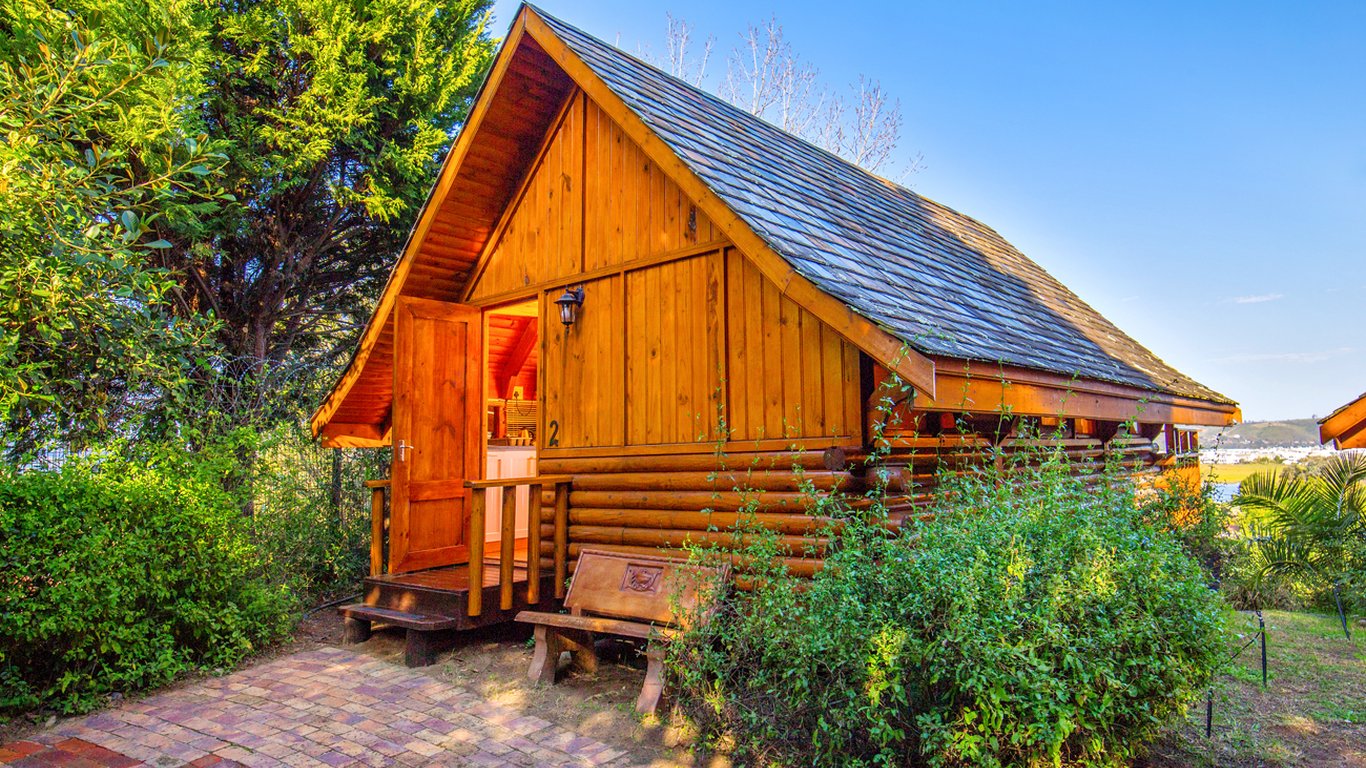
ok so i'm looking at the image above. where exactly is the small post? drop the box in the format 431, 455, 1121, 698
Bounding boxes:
500, 486, 517, 610
527, 483, 543, 604
1258, 611, 1268, 689
1205, 689, 1213, 738
554, 480, 569, 599
469, 490, 485, 617
1335, 584, 1351, 640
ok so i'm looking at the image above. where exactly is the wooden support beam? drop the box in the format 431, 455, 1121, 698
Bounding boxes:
369, 484, 386, 576
468, 490, 486, 618
500, 487, 518, 610
527, 483, 543, 604
553, 481, 569, 599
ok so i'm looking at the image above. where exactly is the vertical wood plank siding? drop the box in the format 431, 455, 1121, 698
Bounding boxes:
541, 273, 625, 448
625, 254, 725, 445
725, 252, 861, 443
471, 95, 720, 302
469, 90, 862, 451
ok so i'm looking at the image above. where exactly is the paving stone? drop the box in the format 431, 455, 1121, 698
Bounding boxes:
1, 648, 626, 768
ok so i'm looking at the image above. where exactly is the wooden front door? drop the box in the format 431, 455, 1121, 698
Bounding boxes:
390, 297, 483, 573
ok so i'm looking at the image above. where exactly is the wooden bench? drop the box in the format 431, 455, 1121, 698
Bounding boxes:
515, 548, 728, 714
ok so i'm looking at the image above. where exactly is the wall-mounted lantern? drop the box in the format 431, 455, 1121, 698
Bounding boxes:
555, 286, 584, 327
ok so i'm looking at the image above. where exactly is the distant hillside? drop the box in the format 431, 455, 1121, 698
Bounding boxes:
1197, 418, 1321, 448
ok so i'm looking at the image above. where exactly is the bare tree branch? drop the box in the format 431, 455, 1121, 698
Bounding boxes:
663, 13, 712, 86
659, 14, 919, 177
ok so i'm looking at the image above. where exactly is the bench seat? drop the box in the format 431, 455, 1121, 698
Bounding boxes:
515, 611, 679, 640
515, 548, 727, 714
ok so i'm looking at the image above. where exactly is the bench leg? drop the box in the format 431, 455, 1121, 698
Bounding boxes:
529, 625, 564, 685
528, 626, 599, 685
343, 617, 371, 645
561, 629, 598, 676
636, 642, 666, 715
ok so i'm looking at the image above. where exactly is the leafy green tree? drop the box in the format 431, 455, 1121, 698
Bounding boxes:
1236, 451, 1366, 609
154, 0, 495, 422
0, 0, 226, 451
2, 0, 496, 449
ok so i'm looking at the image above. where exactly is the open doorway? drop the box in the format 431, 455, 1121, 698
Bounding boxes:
482, 298, 540, 564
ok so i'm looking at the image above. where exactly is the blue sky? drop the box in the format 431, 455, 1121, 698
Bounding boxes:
492, 0, 1366, 422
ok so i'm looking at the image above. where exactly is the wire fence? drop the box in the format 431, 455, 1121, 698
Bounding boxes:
1206, 610, 1268, 738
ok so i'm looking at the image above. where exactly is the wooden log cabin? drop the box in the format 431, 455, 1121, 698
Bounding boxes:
1320, 392, 1366, 449
310, 5, 1241, 665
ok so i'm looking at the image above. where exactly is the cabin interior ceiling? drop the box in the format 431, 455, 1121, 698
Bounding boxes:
487, 302, 539, 401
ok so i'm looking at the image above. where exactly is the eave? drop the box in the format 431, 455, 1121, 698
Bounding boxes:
1320, 392, 1366, 449
918, 358, 1240, 427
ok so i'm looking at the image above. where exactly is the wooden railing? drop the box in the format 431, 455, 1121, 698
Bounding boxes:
464, 475, 572, 617
364, 479, 391, 576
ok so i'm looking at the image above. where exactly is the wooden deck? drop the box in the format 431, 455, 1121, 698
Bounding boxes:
367, 562, 527, 591
340, 550, 557, 667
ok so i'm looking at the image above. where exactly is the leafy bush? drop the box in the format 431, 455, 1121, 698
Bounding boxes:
1219, 538, 1302, 611
0, 449, 295, 716
248, 425, 384, 603
1138, 471, 1234, 585
668, 449, 1228, 767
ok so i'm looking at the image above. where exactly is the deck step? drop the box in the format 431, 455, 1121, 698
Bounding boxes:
337, 603, 461, 631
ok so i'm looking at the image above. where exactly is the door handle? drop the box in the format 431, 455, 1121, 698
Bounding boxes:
397, 440, 415, 461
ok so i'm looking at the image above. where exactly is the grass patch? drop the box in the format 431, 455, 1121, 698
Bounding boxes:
1203, 463, 1287, 484
1143, 609, 1365, 767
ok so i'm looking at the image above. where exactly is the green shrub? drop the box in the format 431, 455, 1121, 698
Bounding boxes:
247, 425, 382, 603
668, 449, 1229, 768
1137, 474, 1234, 584
0, 452, 295, 716
1219, 538, 1302, 611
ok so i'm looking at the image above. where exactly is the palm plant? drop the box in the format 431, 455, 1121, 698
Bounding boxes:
1234, 451, 1366, 611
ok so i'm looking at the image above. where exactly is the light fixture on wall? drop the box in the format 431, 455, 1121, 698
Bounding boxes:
555, 286, 584, 327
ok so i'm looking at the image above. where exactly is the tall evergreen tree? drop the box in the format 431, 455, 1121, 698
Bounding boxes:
0, 0, 225, 450
1, 0, 495, 448
155, 0, 495, 421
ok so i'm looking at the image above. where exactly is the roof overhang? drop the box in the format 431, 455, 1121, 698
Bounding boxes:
918, 358, 1240, 427
309, 11, 575, 446
1320, 392, 1366, 449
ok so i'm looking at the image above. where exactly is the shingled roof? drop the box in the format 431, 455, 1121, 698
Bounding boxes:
536, 8, 1232, 405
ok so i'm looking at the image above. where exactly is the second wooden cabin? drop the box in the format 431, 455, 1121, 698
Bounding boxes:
310, 5, 1240, 665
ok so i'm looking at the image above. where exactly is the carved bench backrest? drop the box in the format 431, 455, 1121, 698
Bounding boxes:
564, 549, 728, 628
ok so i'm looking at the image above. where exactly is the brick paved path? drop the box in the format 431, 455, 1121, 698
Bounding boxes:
1, 647, 635, 768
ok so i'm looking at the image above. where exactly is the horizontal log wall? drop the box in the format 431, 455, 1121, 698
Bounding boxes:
530, 433, 1162, 578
